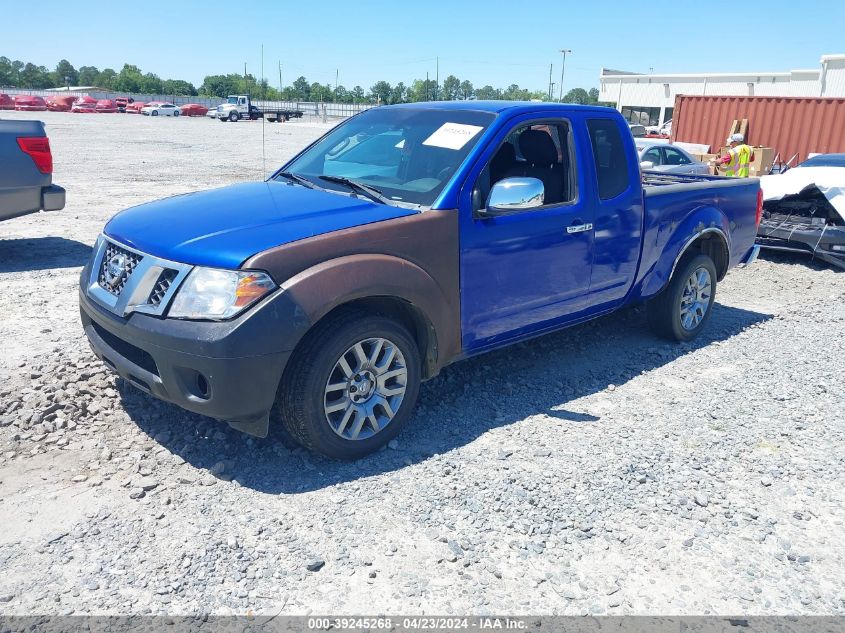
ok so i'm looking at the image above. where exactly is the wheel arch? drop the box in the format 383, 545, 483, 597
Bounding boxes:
279, 254, 459, 380
638, 207, 731, 299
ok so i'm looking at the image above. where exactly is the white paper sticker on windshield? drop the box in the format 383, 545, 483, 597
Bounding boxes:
422, 123, 483, 150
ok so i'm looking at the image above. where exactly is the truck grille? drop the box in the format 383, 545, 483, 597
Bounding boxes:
147, 269, 179, 307
98, 243, 143, 296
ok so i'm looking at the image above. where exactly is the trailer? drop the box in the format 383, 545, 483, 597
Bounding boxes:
214, 95, 304, 123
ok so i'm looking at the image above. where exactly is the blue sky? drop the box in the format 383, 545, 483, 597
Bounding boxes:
4, 0, 844, 92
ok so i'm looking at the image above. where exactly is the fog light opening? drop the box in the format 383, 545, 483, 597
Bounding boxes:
196, 373, 210, 399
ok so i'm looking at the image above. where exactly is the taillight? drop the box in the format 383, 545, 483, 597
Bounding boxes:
17, 136, 53, 174
755, 188, 764, 226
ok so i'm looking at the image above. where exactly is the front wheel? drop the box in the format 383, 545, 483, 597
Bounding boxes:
228, 111, 239, 122
279, 310, 421, 459
151, 110, 159, 116
647, 253, 717, 342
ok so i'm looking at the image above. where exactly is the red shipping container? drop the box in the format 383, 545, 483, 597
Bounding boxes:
671, 95, 845, 165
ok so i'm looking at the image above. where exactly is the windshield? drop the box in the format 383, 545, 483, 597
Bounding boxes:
227, 97, 239, 104
278, 107, 495, 206
797, 154, 845, 168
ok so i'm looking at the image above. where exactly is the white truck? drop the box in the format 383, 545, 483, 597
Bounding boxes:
213, 95, 304, 123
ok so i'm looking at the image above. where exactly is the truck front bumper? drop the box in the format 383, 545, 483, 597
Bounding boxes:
79, 288, 295, 437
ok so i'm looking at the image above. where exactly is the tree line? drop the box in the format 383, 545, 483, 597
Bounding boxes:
1, 56, 601, 105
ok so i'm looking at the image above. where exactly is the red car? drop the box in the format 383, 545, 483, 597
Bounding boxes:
124, 101, 147, 114
46, 95, 76, 112
114, 96, 134, 112
13, 95, 48, 111
178, 103, 209, 117
95, 99, 118, 113
71, 96, 98, 113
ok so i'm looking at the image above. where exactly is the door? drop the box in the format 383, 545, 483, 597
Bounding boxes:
662, 146, 696, 174
585, 117, 644, 308
459, 114, 595, 352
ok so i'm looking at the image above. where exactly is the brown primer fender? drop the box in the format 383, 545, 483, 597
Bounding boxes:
279, 254, 458, 372
242, 210, 461, 374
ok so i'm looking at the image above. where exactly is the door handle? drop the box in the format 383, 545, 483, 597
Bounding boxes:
566, 223, 593, 234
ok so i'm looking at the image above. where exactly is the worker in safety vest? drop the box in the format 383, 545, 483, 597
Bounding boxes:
717, 134, 755, 177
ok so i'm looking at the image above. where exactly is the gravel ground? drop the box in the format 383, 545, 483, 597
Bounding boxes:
1, 110, 844, 616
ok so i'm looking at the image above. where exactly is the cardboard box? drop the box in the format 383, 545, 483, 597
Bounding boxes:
712, 146, 774, 177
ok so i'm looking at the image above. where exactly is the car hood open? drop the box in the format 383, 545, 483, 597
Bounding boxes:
104, 181, 418, 269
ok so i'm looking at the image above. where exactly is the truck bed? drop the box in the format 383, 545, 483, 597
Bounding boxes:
638, 171, 760, 284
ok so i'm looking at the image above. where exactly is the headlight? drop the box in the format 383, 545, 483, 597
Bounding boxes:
168, 268, 276, 320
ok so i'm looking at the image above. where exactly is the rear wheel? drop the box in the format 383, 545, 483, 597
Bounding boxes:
173, 110, 180, 117
279, 309, 421, 459
647, 253, 717, 342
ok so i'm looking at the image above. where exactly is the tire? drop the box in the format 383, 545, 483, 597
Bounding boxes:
228, 111, 239, 122
151, 110, 158, 116
173, 110, 180, 117
647, 253, 717, 342
279, 309, 421, 459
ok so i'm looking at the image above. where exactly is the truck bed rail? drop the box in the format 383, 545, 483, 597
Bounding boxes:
642, 170, 725, 187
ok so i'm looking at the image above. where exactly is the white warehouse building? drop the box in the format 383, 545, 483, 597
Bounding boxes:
599, 54, 845, 127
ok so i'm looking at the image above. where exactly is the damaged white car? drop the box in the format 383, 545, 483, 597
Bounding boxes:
757, 154, 845, 270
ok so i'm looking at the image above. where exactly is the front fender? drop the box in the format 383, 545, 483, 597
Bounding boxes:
280, 254, 460, 369
637, 206, 731, 299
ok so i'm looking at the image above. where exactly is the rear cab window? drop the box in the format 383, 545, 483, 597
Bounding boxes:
587, 118, 630, 200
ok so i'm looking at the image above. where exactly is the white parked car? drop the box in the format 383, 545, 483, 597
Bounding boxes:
638, 142, 710, 175
206, 106, 220, 120
141, 102, 181, 117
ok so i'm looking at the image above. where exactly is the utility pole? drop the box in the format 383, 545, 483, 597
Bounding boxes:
558, 49, 571, 102
278, 61, 283, 99
244, 62, 248, 95
426, 72, 430, 101
548, 63, 553, 100
335, 68, 339, 94
435, 56, 439, 101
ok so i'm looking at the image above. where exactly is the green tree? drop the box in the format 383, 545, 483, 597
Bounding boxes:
97, 68, 117, 89
588, 87, 599, 103
441, 75, 460, 101
474, 85, 497, 100
562, 87, 590, 104
408, 78, 436, 102
161, 79, 197, 96
140, 72, 162, 94
52, 59, 78, 87
350, 85, 365, 102
0, 57, 17, 86
459, 80, 474, 100
390, 82, 407, 104
369, 80, 392, 104
77, 66, 100, 86
199, 74, 240, 97
114, 64, 143, 93
291, 76, 310, 100
20, 63, 53, 88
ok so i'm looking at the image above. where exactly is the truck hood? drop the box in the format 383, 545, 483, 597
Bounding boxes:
104, 181, 418, 269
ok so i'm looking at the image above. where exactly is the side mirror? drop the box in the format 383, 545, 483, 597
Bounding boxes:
483, 177, 545, 216
640, 160, 655, 170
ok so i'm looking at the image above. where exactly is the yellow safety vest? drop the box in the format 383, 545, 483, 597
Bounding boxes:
725, 144, 753, 177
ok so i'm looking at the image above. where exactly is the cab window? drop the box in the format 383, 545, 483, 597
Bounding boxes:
473, 119, 577, 213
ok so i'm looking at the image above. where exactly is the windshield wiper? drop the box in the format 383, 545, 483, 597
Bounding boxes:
318, 175, 392, 205
276, 171, 318, 189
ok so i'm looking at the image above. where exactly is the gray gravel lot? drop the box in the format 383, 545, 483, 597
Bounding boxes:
0, 110, 844, 616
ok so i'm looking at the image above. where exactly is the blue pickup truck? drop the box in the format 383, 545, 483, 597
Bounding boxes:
79, 102, 761, 458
